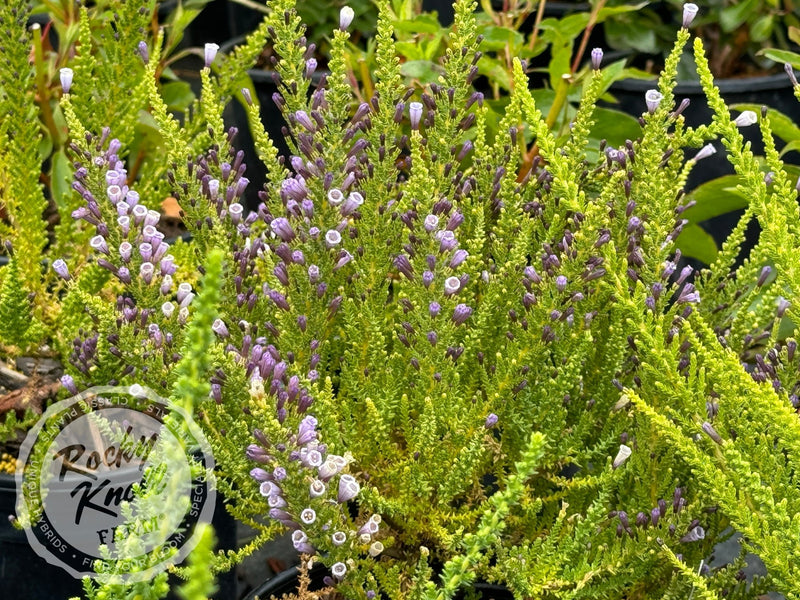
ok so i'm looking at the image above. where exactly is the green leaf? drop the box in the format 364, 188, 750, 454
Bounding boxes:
392, 14, 442, 34
761, 48, 800, 69
588, 108, 641, 147
683, 175, 749, 223
38, 128, 53, 162
477, 56, 513, 92
720, 0, 759, 32
399, 60, 444, 84
676, 223, 719, 264
750, 14, 774, 43
731, 103, 800, 143
538, 14, 592, 40
603, 19, 658, 54
50, 149, 72, 211
477, 25, 524, 52
789, 25, 800, 46
394, 41, 426, 61
162, 81, 195, 112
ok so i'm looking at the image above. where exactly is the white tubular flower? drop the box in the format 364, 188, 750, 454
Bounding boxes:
339, 6, 355, 30
612, 444, 632, 469
733, 110, 758, 127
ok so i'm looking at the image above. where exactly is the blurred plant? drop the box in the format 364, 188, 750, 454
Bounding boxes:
604, 0, 800, 79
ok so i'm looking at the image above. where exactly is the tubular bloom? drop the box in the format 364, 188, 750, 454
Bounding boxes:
591, 48, 603, 70
52, 259, 70, 280
339, 6, 355, 30
645, 89, 663, 114
60, 68, 73, 93
682, 3, 698, 28
409, 102, 423, 130
693, 143, 716, 162
204, 43, 219, 68
733, 110, 758, 127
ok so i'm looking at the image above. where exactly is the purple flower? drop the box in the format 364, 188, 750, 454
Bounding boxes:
270, 217, 296, 242
556, 275, 568, 292
444, 276, 461, 296
52, 259, 70, 280
338, 474, 360, 503
305, 58, 318, 79
204, 43, 219, 68
292, 530, 315, 554
325, 229, 342, 247
409, 102, 423, 130
682, 3, 698, 28
59, 68, 73, 94
327, 188, 344, 206
449, 249, 468, 269
212, 319, 229, 338
300, 507, 317, 525
60, 374, 78, 394
702, 421, 723, 444
680, 525, 705, 543
484, 413, 498, 428
334, 250, 353, 271
318, 455, 347, 481
693, 143, 716, 162
341, 191, 364, 216
248, 445, 273, 464
452, 304, 473, 325
294, 110, 315, 132
645, 89, 663, 114
394, 254, 414, 280
282, 177, 308, 201
429, 302, 441, 318
137, 41, 149, 64
90, 235, 109, 255
424, 214, 439, 232
297, 416, 318, 445
229, 202, 244, 224
591, 48, 603, 70
236, 177, 250, 197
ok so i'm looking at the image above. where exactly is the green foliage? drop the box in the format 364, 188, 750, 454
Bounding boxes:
9, 0, 800, 598
0, 259, 45, 350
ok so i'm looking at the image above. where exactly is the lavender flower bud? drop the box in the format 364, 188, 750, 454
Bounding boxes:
645, 89, 663, 114
339, 6, 355, 30
682, 3, 699, 28
137, 41, 149, 64
409, 102, 423, 130
556, 275, 568, 292
241, 87, 253, 106
484, 413, 498, 428
449, 249, 468, 268
757, 265, 772, 286
297, 415, 318, 445
270, 217, 296, 242
59, 68, 73, 94
702, 421, 723, 444
452, 303, 473, 325
305, 58, 317, 79
591, 48, 603, 70
294, 110, 315, 132
60, 374, 78, 394
341, 191, 364, 216
204, 43, 219, 68
693, 143, 716, 162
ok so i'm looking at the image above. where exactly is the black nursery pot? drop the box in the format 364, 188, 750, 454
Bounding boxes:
0, 472, 237, 600
609, 72, 800, 248
245, 562, 515, 600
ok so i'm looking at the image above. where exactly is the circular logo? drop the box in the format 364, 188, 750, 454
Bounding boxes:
15, 385, 216, 583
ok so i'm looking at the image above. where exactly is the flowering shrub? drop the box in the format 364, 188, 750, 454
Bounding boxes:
5, 0, 800, 598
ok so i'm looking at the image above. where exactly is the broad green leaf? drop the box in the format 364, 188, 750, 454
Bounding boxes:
604, 19, 659, 54
683, 175, 749, 223
477, 25, 524, 52
394, 41, 426, 61
162, 81, 195, 113
789, 25, 800, 46
595, 2, 650, 21
720, 0, 759, 32
477, 56, 513, 92
731, 103, 800, 143
761, 48, 800, 69
393, 14, 444, 34
588, 108, 641, 148
538, 14, 592, 40
750, 14, 774, 43
676, 223, 718, 264
50, 149, 72, 211
399, 60, 444, 84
